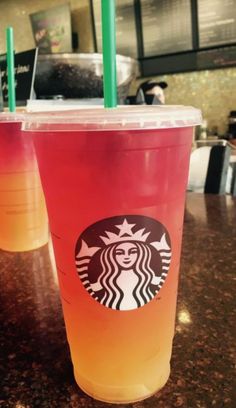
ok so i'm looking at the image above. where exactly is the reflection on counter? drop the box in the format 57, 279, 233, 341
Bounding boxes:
178, 308, 192, 325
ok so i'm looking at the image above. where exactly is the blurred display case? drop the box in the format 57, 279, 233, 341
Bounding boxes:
34, 53, 139, 102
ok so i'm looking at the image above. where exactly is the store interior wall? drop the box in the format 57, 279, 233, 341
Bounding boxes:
131, 67, 236, 135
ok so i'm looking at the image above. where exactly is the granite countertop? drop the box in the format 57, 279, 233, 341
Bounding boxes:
0, 193, 235, 408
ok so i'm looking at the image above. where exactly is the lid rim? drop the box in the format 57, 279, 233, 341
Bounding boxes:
22, 105, 202, 130
0, 112, 25, 123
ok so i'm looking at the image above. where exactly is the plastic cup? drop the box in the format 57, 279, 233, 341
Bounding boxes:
0, 113, 48, 251
23, 105, 202, 403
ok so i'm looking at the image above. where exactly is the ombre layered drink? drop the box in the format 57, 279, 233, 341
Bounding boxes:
23, 106, 201, 403
0, 114, 48, 251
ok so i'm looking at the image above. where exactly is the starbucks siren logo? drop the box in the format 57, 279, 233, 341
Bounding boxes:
75, 215, 172, 311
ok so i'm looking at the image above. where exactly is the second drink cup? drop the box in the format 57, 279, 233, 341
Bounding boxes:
23, 105, 201, 403
0, 113, 48, 252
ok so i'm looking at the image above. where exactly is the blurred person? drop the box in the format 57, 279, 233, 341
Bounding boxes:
136, 79, 168, 105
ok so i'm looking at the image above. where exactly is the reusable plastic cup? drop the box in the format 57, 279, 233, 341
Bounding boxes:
23, 105, 201, 403
0, 113, 48, 251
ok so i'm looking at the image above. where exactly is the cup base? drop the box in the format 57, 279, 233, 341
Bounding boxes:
74, 365, 170, 404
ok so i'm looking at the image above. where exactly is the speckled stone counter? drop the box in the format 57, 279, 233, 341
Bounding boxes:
0, 194, 235, 408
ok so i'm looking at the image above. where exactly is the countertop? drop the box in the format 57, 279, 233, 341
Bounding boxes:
1, 194, 235, 408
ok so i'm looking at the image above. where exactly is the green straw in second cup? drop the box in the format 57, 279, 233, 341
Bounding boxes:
6, 26, 16, 113
101, 0, 117, 108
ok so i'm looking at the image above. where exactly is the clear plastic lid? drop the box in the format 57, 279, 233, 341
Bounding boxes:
23, 105, 202, 131
0, 111, 25, 123
26, 98, 104, 112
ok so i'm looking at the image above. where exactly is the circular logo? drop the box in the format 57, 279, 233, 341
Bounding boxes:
75, 215, 171, 311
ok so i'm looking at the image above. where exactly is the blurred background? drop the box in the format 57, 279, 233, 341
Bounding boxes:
0, 0, 235, 139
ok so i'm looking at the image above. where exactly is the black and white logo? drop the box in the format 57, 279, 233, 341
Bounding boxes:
75, 215, 171, 311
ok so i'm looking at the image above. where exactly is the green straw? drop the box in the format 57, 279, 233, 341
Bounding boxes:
6, 27, 16, 112
101, 0, 117, 108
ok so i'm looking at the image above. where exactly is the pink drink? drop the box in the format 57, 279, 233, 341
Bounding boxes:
24, 106, 201, 402
0, 114, 48, 251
